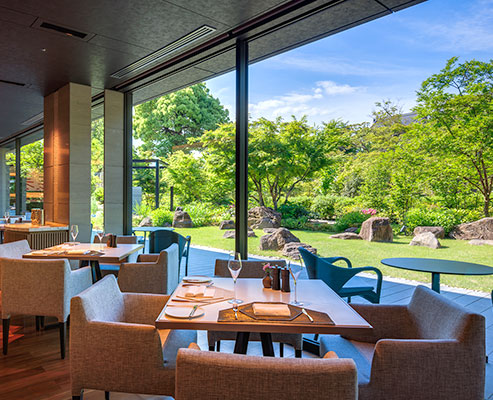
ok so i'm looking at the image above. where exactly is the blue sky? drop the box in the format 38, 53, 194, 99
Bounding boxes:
206, 0, 493, 125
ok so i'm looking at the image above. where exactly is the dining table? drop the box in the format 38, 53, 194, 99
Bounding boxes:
156, 277, 372, 356
23, 242, 144, 282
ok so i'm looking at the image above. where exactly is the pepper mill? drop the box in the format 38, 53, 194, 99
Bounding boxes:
271, 267, 281, 290
281, 267, 291, 292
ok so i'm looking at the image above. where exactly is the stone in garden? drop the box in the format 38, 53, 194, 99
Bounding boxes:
248, 206, 281, 229
413, 226, 445, 239
172, 208, 193, 228
263, 228, 277, 234
344, 227, 359, 233
219, 220, 235, 230
468, 239, 493, 246
281, 242, 317, 258
138, 216, 153, 227
449, 218, 493, 240
409, 232, 441, 249
259, 228, 300, 251
359, 217, 393, 242
223, 229, 256, 239
330, 232, 362, 240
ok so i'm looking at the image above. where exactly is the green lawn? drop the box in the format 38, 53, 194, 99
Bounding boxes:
174, 226, 493, 293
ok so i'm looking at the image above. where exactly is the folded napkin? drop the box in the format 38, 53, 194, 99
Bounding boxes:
65, 249, 89, 255
184, 286, 216, 298
253, 303, 291, 317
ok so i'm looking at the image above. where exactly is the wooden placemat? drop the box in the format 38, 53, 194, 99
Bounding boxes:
218, 302, 334, 325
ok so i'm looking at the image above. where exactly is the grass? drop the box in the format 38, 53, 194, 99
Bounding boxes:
174, 226, 493, 293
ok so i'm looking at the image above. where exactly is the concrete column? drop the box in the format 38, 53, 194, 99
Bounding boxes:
103, 90, 124, 234
0, 148, 10, 213
44, 83, 92, 241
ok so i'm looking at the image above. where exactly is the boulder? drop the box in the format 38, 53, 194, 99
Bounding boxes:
344, 227, 359, 233
330, 232, 362, 240
469, 239, 493, 246
219, 220, 235, 230
413, 226, 445, 239
281, 242, 317, 258
138, 216, 153, 227
359, 217, 393, 242
172, 208, 193, 228
263, 228, 277, 234
223, 229, 256, 239
449, 218, 493, 240
248, 206, 281, 229
259, 228, 300, 251
409, 232, 441, 249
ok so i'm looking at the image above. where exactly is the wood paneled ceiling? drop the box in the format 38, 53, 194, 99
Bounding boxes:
0, 0, 426, 142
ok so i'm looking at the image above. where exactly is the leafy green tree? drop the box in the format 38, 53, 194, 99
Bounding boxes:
133, 83, 230, 159
414, 57, 493, 216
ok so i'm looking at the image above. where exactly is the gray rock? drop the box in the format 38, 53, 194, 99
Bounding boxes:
263, 228, 277, 234
413, 226, 445, 239
344, 227, 359, 233
223, 229, 256, 239
359, 217, 393, 242
138, 216, 153, 227
172, 209, 193, 228
281, 242, 317, 258
468, 239, 493, 246
248, 206, 281, 229
409, 232, 441, 249
449, 218, 493, 240
330, 232, 362, 240
219, 220, 235, 230
259, 228, 300, 251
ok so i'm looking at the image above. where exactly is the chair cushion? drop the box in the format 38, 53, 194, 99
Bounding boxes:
320, 334, 373, 385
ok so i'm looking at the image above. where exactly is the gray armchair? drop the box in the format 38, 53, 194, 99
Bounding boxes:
0, 257, 92, 359
70, 274, 196, 399
320, 285, 485, 400
118, 243, 180, 294
175, 344, 357, 400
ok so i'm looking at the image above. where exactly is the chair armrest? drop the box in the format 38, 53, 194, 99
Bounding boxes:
123, 292, 169, 325
137, 253, 159, 262
67, 266, 93, 298
342, 304, 416, 342
321, 256, 352, 268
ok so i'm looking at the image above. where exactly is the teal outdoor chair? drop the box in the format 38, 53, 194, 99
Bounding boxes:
298, 247, 382, 304
149, 229, 191, 276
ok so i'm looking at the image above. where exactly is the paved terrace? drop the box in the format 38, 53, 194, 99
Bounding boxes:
187, 245, 493, 399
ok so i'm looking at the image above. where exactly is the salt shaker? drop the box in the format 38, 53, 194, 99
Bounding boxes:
281, 267, 291, 292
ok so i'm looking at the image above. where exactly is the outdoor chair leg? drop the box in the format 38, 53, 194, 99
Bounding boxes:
279, 343, 284, 357
216, 341, 221, 352
3, 318, 10, 355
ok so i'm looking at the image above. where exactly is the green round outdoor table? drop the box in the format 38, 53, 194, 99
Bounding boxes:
381, 257, 493, 293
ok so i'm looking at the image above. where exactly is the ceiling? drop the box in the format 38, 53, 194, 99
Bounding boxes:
0, 0, 426, 142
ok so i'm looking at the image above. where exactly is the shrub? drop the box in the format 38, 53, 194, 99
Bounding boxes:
333, 196, 361, 218
281, 216, 309, 229
278, 202, 310, 220
310, 195, 336, 219
405, 207, 464, 235
186, 203, 227, 227
150, 207, 174, 226
335, 211, 371, 232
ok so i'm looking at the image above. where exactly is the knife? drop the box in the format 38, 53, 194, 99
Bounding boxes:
302, 308, 314, 322
188, 305, 198, 319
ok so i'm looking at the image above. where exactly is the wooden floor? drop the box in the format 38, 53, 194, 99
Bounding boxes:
1, 245, 491, 399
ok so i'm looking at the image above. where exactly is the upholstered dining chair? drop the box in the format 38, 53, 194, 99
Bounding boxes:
299, 247, 382, 304
208, 259, 302, 358
0, 257, 92, 359
319, 285, 485, 400
93, 234, 139, 276
118, 243, 180, 294
148, 229, 191, 276
175, 344, 357, 400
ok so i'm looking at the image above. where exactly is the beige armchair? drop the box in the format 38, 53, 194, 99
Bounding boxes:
93, 235, 139, 276
175, 345, 357, 400
209, 259, 302, 357
118, 243, 180, 294
320, 285, 485, 400
0, 257, 92, 359
70, 274, 196, 399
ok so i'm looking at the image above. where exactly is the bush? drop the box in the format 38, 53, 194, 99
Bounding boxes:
281, 216, 309, 229
278, 202, 310, 220
310, 195, 336, 219
150, 207, 174, 226
333, 196, 361, 218
334, 211, 371, 232
186, 203, 227, 227
405, 207, 464, 235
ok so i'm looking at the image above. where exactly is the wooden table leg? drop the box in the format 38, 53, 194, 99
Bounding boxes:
90, 260, 102, 282
259, 332, 275, 357
234, 332, 250, 354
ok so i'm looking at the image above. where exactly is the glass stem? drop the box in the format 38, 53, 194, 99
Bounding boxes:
234, 279, 237, 301
295, 282, 298, 303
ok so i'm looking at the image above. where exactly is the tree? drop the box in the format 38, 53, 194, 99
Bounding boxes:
133, 83, 230, 159
414, 57, 493, 216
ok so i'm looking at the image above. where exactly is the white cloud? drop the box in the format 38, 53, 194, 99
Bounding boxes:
317, 80, 358, 95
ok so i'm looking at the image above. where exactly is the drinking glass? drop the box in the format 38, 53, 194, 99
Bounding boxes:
96, 230, 105, 244
228, 252, 243, 304
289, 259, 304, 306
4, 209, 9, 222
70, 224, 79, 242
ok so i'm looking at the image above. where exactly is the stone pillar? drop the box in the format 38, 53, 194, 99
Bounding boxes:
44, 83, 92, 241
0, 148, 10, 213
103, 90, 124, 234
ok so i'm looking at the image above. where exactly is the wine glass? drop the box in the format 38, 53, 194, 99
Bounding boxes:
96, 230, 105, 245
70, 224, 79, 242
4, 209, 9, 223
228, 252, 243, 304
289, 259, 305, 306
